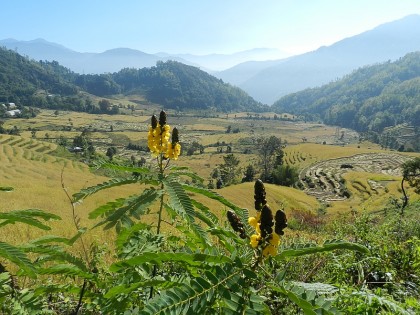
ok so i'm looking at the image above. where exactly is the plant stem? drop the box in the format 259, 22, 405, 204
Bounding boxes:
149, 154, 165, 299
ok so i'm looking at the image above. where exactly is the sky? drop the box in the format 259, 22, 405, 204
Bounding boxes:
2, 0, 420, 56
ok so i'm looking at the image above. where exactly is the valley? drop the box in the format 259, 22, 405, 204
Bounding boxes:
1, 108, 418, 226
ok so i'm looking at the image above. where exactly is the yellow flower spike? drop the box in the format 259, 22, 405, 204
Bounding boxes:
255, 223, 261, 234
262, 244, 278, 257
250, 234, 261, 248
270, 232, 280, 246
248, 216, 258, 228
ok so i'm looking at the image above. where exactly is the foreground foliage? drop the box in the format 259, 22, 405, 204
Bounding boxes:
0, 112, 418, 314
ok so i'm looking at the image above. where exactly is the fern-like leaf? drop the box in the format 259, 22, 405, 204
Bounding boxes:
164, 179, 196, 220
0, 241, 37, 278
182, 185, 245, 214
92, 160, 150, 174
167, 169, 204, 184
28, 229, 86, 246
92, 189, 160, 230
22, 244, 89, 272
37, 264, 93, 279
110, 252, 232, 272
140, 271, 229, 314
72, 178, 139, 201
0, 209, 61, 230
115, 223, 151, 252
190, 199, 218, 227
351, 291, 411, 315
276, 239, 369, 260
271, 287, 318, 315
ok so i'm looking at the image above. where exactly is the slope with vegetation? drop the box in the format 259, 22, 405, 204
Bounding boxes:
272, 52, 420, 150
0, 111, 419, 313
0, 47, 265, 114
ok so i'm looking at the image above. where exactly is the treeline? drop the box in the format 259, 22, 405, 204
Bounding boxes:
0, 47, 266, 113
272, 52, 420, 133
84, 60, 267, 112
0, 48, 78, 104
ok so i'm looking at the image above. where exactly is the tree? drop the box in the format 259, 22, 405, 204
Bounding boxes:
242, 164, 257, 182
271, 165, 299, 187
258, 136, 283, 182
186, 141, 204, 156
99, 99, 111, 113
106, 147, 118, 160
219, 154, 241, 187
401, 157, 420, 211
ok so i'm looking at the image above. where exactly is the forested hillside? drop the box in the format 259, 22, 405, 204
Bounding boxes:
0, 47, 265, 113
272, 52, 420, 149
112, 61, 266, 112
0, 47, 79, 104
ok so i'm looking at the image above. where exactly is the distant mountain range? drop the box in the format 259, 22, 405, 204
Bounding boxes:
1, 15, 420, 105
0, 38, 287, 74
217, 14, 420, 104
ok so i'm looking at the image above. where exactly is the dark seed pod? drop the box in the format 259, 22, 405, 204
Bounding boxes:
254, 179, 267, 211
274, 210, 288, 235
227, 210, 246, 238
151, 115, 158, 129
260, 205, 274, 238
159, 110, 167, 126
172, 127, 179, 144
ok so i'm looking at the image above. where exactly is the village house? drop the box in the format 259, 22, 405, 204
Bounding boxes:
5, 109, 22, 117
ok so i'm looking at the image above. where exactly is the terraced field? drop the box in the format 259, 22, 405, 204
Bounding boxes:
0, 134, 141, 247
299, 153, 410, 202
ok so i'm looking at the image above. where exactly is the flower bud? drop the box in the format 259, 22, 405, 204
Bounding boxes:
260, 205, 273, 238
172, 127, 179, 144
159, 110, 167, 126
254, 179, 267, 211
274, 210, 288, 235
227, 210, 246, 239
151, 115, 158, 129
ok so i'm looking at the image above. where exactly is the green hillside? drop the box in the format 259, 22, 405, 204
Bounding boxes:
111, 61, 267, 112
0, 47, 78, 104
0, 47, 265, 113
272, 52, 420, 149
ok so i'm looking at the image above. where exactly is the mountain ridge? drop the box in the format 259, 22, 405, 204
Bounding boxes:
0, 38, 287, 74
217, 14, 420, 104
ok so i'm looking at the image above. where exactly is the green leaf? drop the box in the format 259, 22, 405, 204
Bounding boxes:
275, 239, 369, 260
93, 161, 150, 174
141, 267, 246, 315
72, 178, 139, 201
351, 292, 411, 315
270, 284, 318, 315
0, 241, 36, 278
22, 244, 89, 272
0, 209, 61, 230
92, 189, 159, 230
165, 179, 196, 220
190, 199, 218, 227
115, 223, 150, 251
38, 264, 93, 279
167, 169, 204, 184
182, 185, 245, 213
29, 229, 86, 246
110, 252, 232, 272
104, 279, 177, 299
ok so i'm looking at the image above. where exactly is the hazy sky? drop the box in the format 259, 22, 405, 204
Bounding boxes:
2, 0, 420, 55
